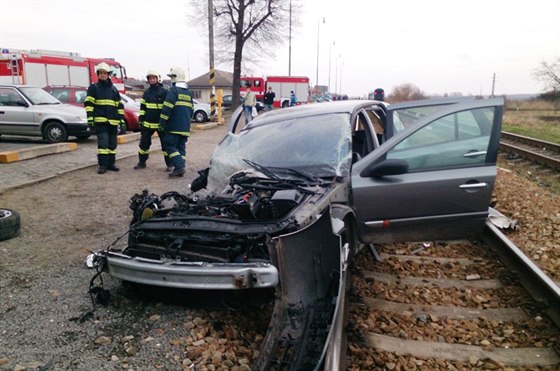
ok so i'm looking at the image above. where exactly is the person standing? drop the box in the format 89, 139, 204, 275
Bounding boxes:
290, 90, 297, 106
263, 86, 275, 111
159, 67, 193, 178
243, 87, 256, 126
134, 70, 170, 170
85, 63, 124, 174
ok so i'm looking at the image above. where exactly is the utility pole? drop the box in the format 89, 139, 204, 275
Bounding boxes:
208, 0, 216, 121
491, 73, 496, 98
288, 0, 292, 76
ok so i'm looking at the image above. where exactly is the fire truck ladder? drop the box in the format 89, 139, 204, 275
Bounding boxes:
9, 53, 21, 84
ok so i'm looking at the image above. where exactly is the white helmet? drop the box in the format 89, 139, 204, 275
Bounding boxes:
146, 69, 160, 81
95, 62, 111, 74
167, 67, 185, 83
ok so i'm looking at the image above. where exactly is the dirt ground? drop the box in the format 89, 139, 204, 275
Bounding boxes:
0, 124, 558, 370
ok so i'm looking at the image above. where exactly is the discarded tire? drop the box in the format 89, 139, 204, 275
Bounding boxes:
0, 208, 21, 241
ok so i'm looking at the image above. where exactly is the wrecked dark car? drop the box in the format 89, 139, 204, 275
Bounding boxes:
100, 98, 504, 369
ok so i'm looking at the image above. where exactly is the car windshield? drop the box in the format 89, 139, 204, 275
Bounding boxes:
207, 113, 352, 193
20, 87, 60, 105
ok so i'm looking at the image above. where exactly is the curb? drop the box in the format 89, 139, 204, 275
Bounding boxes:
0, 142, 78, 163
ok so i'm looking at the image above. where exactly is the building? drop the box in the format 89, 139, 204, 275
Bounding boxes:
187, 70, 234, 103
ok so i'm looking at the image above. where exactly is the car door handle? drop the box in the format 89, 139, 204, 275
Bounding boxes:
463, 150, 486, 158
459, 182, 488, 189
0, 111, 5, 114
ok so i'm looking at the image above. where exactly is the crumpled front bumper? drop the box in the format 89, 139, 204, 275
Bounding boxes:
105, 251, 279, 290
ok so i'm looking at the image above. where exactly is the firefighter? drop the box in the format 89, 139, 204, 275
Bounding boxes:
84, 62, 124, 174
134, 70, 170, 170
159, 67, 193, 177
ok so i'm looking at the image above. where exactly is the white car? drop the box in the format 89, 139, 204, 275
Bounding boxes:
192, 99, 210, 123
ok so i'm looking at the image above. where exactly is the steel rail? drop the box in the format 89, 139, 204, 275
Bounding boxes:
499, 142, 560, 170
501, 131, 560, 153
482, 220, 560, 327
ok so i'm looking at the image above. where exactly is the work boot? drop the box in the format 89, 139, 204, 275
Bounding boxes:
168, 168, 185, 177
134, 162, 146, 170
97, 166, 107, 174
107, 164, 120, 172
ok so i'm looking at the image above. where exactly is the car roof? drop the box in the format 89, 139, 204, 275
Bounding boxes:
251, 100, 387, 125
44, 85, 85, 89
0, 84, 40, 88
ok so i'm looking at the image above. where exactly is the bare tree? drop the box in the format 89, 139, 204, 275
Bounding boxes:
389, 83, 427, 103
191, 0, 299, 107
533, 56, 560, 92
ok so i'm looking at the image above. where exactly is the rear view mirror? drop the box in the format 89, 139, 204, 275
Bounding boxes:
360, 159, 408, 178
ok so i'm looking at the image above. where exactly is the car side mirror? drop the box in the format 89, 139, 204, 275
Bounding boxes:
360, 159, 409, 178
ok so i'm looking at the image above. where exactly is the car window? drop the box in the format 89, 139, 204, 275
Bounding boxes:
49, 89, 70, 103
207, 113, 352, 192
0, 88, 26, 106
386, 107, 496, 171
19, 87, 60, 105
110, 65, 122, 79
75, 90, 86, 104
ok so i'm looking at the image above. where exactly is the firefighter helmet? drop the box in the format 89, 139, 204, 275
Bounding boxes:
146, 70, 160, 81
95, 62, 111, 74
167, 67, 185, 82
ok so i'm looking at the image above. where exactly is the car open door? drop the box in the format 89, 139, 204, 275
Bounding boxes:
351, 97, 504, 244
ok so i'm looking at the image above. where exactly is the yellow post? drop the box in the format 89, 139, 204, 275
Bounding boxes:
216, 88, 223, 124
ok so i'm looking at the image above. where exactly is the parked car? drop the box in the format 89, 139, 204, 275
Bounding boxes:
0, 84, 91, 143
192, 99, 211, 123
44, 86, 141, 133
221, 94, 265, 111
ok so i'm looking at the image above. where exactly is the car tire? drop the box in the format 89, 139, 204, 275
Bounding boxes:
282, 100, 289, 108
43, 121, 68, 143
193, 110, 208, 123
0, 208, 21, 241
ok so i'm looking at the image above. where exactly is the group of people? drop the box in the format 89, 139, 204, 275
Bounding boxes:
85, 63, 193, 177
242, 86, 298, 125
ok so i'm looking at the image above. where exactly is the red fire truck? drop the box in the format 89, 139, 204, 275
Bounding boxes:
240, 75, 310, 107
0, 48, 127, 92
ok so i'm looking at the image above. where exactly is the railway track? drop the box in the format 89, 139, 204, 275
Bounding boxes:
346, 221, 560, 370
500, 131, 560, 171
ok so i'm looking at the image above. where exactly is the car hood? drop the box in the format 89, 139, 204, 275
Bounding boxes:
33, 103, 86, 117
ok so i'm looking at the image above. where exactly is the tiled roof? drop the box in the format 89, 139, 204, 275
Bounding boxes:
188, 70, 233, 88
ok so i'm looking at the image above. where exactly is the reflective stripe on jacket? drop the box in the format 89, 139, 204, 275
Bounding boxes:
159, 85, 193, 136
139, 83, 168, 129
84, 79, 124, 126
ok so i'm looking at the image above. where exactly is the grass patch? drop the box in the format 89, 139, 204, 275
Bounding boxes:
503, 99, 560, 143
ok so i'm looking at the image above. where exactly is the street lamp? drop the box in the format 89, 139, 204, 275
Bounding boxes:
328, 41, 335, 94
315, 16, 325, 96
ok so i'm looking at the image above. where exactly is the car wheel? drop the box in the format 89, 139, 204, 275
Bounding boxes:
0, 208, 21, 241
43, 121, 68, 143
193, 110, 208, 123
282, 100, 289, 108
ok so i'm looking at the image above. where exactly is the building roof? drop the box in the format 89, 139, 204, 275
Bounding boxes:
188, 69, 233, 88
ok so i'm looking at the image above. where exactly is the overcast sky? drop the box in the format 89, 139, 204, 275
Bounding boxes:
1, 0, 559, 97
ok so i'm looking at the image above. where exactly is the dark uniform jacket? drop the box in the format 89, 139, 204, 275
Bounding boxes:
139, 83, 168, 130
159, 84, 193, 136
84, 79, 124, 126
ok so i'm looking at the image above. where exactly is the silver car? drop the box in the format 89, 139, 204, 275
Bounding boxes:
101, 97, 504, 369
0, 84, 91, 143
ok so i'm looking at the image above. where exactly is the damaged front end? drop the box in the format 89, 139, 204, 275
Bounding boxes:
103, 168, 333, 290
